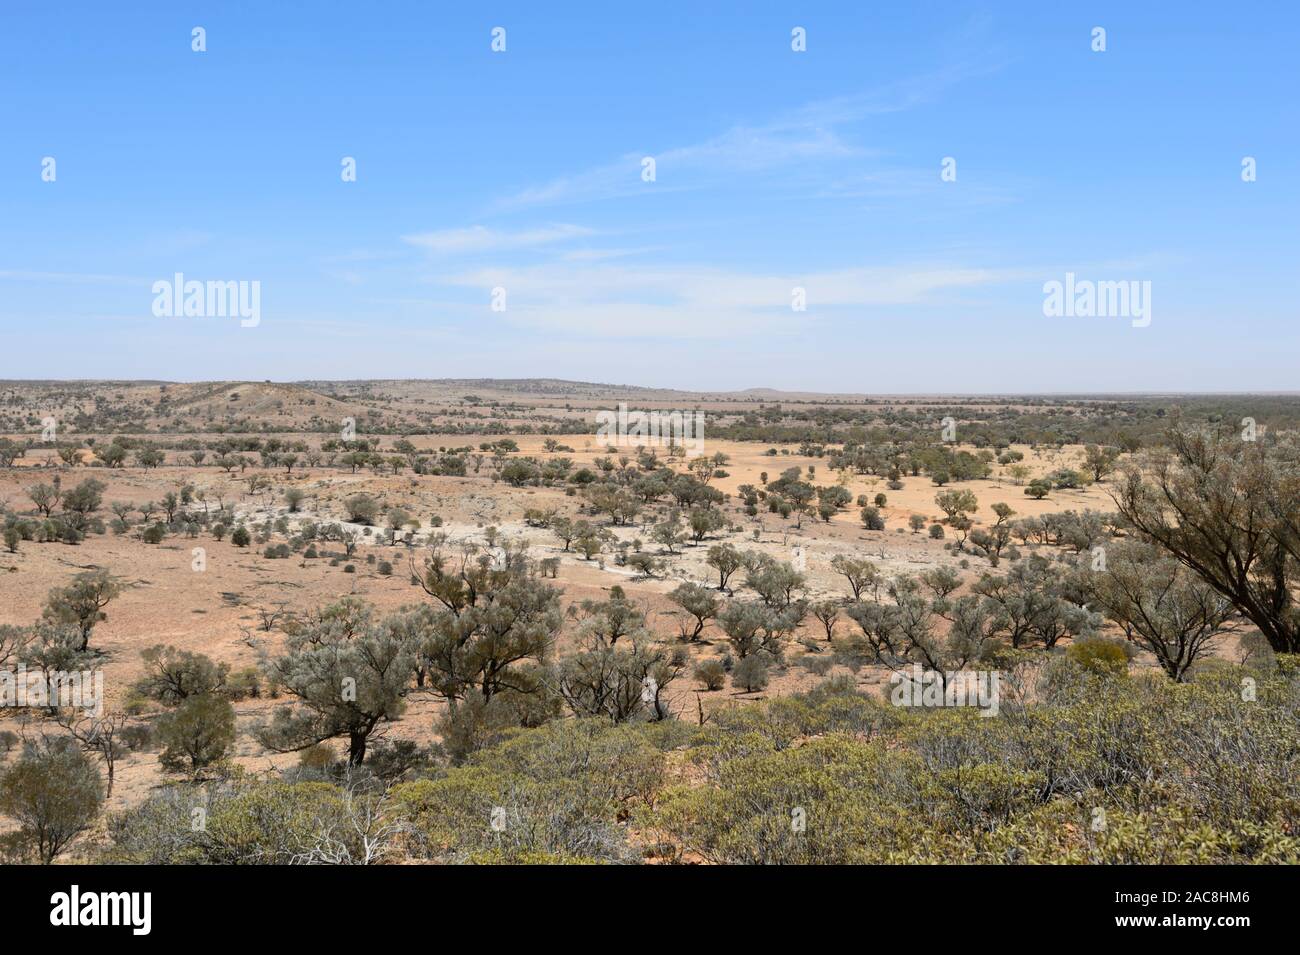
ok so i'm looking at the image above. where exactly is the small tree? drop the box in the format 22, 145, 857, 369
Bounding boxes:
18, 623, 90, 710
1024, 479, 1051, 500
1082, 445, 1120, 483
550, 516, 577, 551
344, 494, 380, 525
134, 645, 229, 705
554, 639, 683, 722
575, 527, 612, 560
42, 569, 121, 652
732, 655, 770, 693
717, 601, 789, 660
59, 478, 107, 539
845, 583, 997, 693
27, 482, 62, 518
626, 552, 662, 577
157, 694, 236, 773
706, 543, 743, 591
687, 506, 725, 543
934, 489, 978, 523
570, 588, 648, 648
385, 507, 411, 543
99, 443, 127, 468
693, 658, 727, 691
1113, 428, 1300, 653
652, 511, 688, 554
55, 710, 127, 797
0, 741, 103, 863
970, 502, 1015, 566
259, 599, 413, 765
810, 598, 840, 641
412, 542, 561, 711
1090, 544, 1237, 682
830, 555, 880, 602
667, 582, 719, 641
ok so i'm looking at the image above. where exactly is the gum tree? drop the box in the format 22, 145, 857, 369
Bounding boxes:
42, 570, 121, 652
1113, 428, 1300, 653
1090, 543, 1238, 681
412, 541, 562, 706
259, 598, 414, 765
0, 741, 103, 864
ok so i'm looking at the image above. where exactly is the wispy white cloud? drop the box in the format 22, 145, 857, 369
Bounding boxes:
0, 270, 145, 286
558, 246, 660, 263
492, 62, 999, 212
434, 261, 1026, 338
492, 128, 856, 211
402, 224, 595, 255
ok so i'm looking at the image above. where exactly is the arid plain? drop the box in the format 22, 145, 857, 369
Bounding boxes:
1, 380, 1293, 863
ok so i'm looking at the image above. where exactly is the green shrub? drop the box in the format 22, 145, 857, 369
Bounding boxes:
732, 656, 770, 693
393, 719, 664, 863
1066, 636, 1131, 676
95, 647, 1300, 866
297, 744, 339, 773
156, 694, 236, 773
0, 742, 103, 863
225, 667, 262, 700
120, 724, 155, 752
859, 506, 885, 531
693, 658, 727, 691
106, 777, 391, 864
344, 494, 380, 524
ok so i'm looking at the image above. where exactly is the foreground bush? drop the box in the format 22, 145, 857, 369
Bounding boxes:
644, 669, 1300, 864
0, 741, 103, 864
102, 661, 1299, 864
106, 772, 398, 864
391, 719, 671, 864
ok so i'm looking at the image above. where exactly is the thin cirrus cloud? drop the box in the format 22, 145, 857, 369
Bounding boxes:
435, 262, 1025, 338
0, 269, 146, 286
401, 224, 595, 255
493, 127, 857, 211
490, 62, 998, 212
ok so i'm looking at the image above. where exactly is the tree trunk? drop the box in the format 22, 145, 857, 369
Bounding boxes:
348, 731, 367, 765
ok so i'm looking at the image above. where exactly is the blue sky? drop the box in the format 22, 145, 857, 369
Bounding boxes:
1, 1, 1296, 391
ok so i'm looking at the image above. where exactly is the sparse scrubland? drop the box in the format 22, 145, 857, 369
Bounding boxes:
1, 380, 1297, 864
